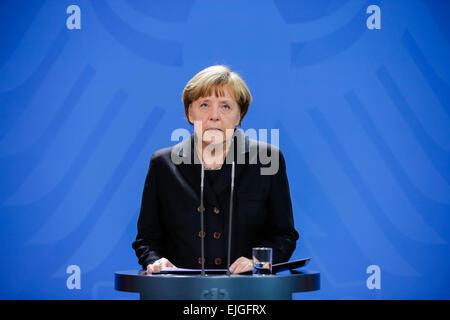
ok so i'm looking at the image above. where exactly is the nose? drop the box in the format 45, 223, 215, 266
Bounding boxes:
209, 103, 220, 121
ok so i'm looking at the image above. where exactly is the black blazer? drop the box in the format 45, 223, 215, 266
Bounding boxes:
132, 129, 299, 269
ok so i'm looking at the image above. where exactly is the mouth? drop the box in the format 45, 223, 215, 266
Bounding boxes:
205, 128, 223, 132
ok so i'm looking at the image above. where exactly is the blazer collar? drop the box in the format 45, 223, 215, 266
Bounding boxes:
173, 128, 249, 207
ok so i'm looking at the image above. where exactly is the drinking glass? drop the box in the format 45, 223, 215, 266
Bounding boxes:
252, 247, 272, 275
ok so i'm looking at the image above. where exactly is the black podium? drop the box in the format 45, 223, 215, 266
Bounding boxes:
115, 270, 320, 300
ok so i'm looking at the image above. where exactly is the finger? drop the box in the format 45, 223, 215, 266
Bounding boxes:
231, 262, 242, 273
160, 262, 172, 269
145, 265, 153, 275
230, 257, 245, 273
237, 261, 253, 274
162, 259, 175, 268
158, 260, 168, 268
167, 260, 175, 268
234, 266, 243, 274
243, 261, 253, 273
229, 261, 238, 273
152, 262, 162, 273
235, 262, 247, 274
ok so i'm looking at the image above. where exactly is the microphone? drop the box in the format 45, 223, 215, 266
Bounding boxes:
200, 162, 205, 276
226, 161, 235, 276
199, 136, 236, 276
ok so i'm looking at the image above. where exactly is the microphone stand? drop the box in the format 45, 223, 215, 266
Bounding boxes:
227, 161, 235, 276
200, 163, 205, 276
200, 137, 236, 276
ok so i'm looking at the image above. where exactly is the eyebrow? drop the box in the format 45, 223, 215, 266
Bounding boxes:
201, 98, 233, 103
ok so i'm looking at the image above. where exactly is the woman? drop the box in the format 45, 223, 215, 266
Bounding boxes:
132, 65, 299, 274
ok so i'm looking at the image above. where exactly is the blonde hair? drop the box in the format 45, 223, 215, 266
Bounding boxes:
182, 65, 252, 126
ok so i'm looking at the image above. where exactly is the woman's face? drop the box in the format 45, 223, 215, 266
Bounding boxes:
188, 85, 241, 146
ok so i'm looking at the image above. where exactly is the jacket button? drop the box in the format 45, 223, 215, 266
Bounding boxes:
213, 207, 220, 214
214, 258, 222, 265
197, 206, 205, 213
213, 232, 221, 240
198, 231, 206, 238
198, 257, 205, 265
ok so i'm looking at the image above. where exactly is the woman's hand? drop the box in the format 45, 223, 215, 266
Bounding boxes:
145, 258, 176, 275
230, 256, 253, 274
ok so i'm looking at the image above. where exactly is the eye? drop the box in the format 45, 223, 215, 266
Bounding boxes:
222, 104, 231, 110
200, 103, 208, 108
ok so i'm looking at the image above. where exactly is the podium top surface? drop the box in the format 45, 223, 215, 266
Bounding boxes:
115, 269, 320, 299
115, 269, 319, 278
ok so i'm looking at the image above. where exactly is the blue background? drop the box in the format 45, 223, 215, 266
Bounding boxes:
0, 0, 449, 299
